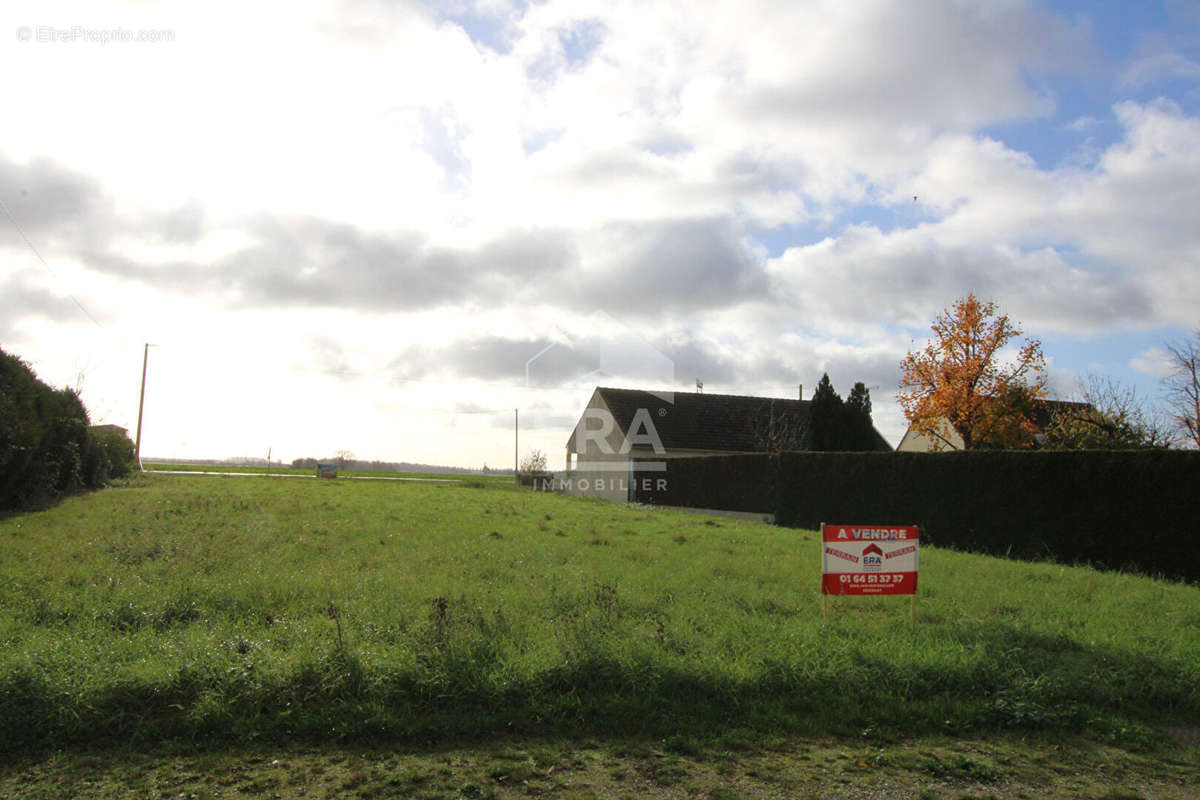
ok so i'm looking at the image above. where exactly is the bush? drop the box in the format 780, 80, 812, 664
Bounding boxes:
84, 425, 136, 486
519, 449, 548, 474
0, 347, 135, 512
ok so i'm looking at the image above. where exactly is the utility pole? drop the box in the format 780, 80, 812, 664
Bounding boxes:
514, 408, 519, 485
134, 343, 155, 471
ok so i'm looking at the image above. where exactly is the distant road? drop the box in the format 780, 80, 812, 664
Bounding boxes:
144, 470, 460, 483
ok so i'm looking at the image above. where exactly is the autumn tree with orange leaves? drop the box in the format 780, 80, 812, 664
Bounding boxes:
899, 294, 1047, 450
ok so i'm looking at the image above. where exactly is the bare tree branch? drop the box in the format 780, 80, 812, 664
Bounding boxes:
1043, 373, 1174, 450
751, 398, 809, 453
1164, 329, 1200, 449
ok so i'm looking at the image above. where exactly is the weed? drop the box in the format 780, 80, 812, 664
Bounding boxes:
326, 603, 345, 650
921, 754, 999, 783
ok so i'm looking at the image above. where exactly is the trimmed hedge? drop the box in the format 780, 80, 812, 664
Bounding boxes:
632, 454, 777, 513
1, 348, 135, 512
776, 450, 1200, 583
629, 449, 1200, 581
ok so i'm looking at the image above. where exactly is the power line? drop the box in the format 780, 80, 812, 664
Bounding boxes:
0, 194, 103, 328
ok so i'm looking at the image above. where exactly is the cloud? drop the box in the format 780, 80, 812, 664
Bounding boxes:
1130, 347, 1176, 377
305, 336, 360, 379
426, 0, 526, 53
759, 100, 1200, 336
158, 200, 206, 244
569, 217, 767, 315
733, 1, 1076, 130
1118, 34, 1200, 89
1066, 116, 1099, 133
388, 321, 675, 390
418, 107, 473, 190
378, 316, 907, 412
83, 216, 575, 312
65, 204, 768, 320
0, 155, 111, 249
768, 222, 1153, 339
4, 0, 1198, 466
0, 276, 92, 337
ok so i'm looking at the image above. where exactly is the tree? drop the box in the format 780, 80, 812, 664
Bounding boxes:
899, 293, 1047, 450
844, 382, 877, 450
1041, 374, 1173, 450
1164, 329, 1200, 449
805, 374, 880, 451
519, 449, 548, 474
751, 398, 808, 453
808, 374, 842, 451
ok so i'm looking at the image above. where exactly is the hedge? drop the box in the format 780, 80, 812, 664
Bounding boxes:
627, 449, 1200, 581
631, 454, 777, 513
776, 450, 1200, 583
1, 347, 135, 512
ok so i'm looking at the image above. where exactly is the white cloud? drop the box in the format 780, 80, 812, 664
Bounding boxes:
1130, 347, 1176, 377
1, 0, 1196, 466
1119, 46, 1200, 89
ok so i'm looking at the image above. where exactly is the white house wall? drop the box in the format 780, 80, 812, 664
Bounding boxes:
896, 418, 963, 452
565, 390, 635, 502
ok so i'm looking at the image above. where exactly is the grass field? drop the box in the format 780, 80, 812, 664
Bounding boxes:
1, 474, 1197, 796
142, 462, 511, 484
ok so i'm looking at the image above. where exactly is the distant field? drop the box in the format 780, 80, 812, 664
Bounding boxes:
143, 462, 511, 484
1, 473, 1197, 792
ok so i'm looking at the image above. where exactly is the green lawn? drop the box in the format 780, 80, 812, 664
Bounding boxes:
1, 473, 1197, 795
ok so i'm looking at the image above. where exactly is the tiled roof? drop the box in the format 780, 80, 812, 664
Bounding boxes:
576, 387, 891, 453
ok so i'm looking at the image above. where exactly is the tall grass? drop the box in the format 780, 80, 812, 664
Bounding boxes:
1, 474, 1196, 751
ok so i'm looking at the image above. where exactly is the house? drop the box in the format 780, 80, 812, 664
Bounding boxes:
896, 399, 1093, 452
564, 386, 891, 502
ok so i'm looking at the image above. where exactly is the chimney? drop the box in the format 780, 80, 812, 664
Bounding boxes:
798, 383, 804, 400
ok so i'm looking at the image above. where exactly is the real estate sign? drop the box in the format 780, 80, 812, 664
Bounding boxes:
821, 524, 919, 596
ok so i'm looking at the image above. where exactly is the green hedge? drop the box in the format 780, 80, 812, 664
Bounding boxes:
776, 450, 1200, 583
1, 348, 135, 512
631, 454, 778, 513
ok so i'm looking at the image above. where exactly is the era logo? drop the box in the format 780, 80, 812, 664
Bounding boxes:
862, 543, 883, 571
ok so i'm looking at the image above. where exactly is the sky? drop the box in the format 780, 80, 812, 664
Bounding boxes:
2, 0, 1198, 469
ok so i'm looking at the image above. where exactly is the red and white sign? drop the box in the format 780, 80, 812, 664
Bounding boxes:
821, 524, 919, 596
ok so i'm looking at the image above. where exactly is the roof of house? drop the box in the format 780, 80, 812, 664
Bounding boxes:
569, 386, 892, 453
